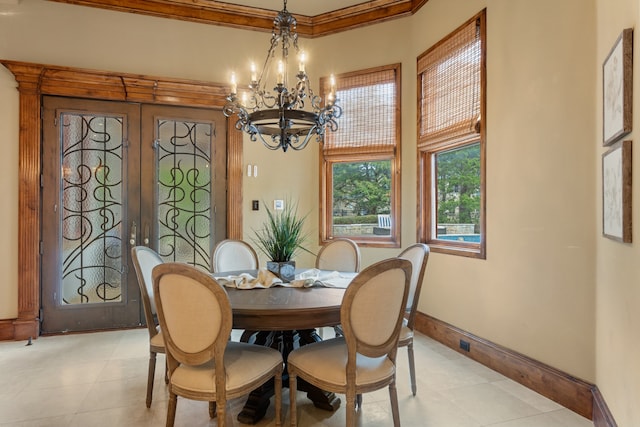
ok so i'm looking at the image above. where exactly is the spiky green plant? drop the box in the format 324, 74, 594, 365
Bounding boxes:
252, 200, 311, 262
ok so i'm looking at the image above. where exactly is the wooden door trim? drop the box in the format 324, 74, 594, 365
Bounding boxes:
0, 59, 243, 340
47, 0, 430, 38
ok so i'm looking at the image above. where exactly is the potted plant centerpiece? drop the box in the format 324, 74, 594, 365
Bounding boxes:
252, 200, 311, 283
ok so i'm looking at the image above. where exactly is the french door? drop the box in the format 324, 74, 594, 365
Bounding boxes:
41, 96, 227, 333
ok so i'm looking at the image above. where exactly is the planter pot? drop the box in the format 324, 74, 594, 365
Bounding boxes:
266, 260, 296, 283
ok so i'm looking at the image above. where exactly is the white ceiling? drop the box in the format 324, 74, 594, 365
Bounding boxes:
219, 0, 372, 16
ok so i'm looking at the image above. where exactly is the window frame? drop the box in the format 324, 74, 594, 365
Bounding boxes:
417, 10, 486, 259
320, 64, 402, 248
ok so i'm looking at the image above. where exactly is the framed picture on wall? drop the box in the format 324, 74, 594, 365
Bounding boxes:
603, 28, 633, 146
602, 140, 632, 243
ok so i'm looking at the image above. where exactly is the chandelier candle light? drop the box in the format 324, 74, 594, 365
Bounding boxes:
223, 0, 342, 152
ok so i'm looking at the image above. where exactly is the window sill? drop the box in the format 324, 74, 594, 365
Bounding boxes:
427, 240, 485, 259
323, 236, 400, 249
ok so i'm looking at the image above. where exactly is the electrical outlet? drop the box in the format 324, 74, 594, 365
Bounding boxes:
252, 200, 259, 211
459, 339, 470, 352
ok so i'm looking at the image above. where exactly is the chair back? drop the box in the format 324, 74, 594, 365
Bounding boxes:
398, 243, 430, 328
153, 263, 231, 371
315, 238, 361, 272
131, 246, 164, 338
341, 258, 412, 360
213, 239, 259, 273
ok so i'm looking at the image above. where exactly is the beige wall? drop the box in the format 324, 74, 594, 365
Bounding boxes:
3, 0, 638, 423
595, 0, 640, 425
408, 0, 597, 382
0, 64, 18, 319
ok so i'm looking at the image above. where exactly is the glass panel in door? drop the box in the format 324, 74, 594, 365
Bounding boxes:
61, 114, 125, 304
140, 105, 227, 270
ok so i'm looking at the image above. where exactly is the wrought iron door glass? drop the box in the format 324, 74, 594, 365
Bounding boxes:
156, 118, 214, 271
60, 113, 125, 305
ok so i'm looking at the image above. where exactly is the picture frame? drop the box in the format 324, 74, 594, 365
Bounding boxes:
603, 28, 633, 146
602, 140, 632, 243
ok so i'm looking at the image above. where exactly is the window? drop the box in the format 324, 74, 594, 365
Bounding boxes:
417, 10, 486, 258
320, 64, 401, 247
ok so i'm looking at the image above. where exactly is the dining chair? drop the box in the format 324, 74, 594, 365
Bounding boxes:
397, 243, 430, 396
213, 239, 259, 273
153, 262, 283, 427
130, 245, 166, 408
315, 238, 361, 273
315, 238, 361, 337
287, 258, 412, 427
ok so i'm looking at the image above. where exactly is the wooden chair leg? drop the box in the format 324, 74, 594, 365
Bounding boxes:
164, 356, 169, 384
408, 340, 417, 396
216, 399, 226, 426
146, 351, 157, 408
389, 381, 401, 427
274, 368, 283, 426
346, 391, 356, 427
167, 392, 178, 427
289, 371, 298, 426
209, 401, 216, 418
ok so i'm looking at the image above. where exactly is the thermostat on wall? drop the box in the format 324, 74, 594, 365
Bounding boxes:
274, 200, 284, 210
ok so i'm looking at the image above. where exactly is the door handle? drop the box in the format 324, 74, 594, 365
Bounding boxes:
144, 223, 149, 246
130, 221, 137, 246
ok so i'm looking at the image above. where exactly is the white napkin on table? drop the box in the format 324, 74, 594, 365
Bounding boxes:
214, 268, 357, 289
215, 269, 285, 289
291, 269, 357, 289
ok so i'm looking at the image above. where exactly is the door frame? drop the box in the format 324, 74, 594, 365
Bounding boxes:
0, 59, 244, 340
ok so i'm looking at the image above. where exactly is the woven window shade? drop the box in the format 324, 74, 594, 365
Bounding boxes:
418, 18, 481, 149
323, 68, 397, 156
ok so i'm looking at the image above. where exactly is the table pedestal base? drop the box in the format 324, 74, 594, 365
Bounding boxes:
302, 381, 341, 411
236, 329, 341, 424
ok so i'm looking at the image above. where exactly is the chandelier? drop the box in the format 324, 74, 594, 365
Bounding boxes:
222, 0, 342, 152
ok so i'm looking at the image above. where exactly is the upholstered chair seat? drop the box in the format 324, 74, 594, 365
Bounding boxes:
288, 338, 396, 387
398, 321, 413, 344
170, 342, 282, 394
150, 330, 164, 348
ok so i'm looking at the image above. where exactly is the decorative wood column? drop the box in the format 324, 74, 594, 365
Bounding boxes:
0, 59, 242, 340
3, 62, 43, 340
227, 126, 243, 239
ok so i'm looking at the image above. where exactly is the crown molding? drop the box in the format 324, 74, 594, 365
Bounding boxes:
46, 0, 429, 37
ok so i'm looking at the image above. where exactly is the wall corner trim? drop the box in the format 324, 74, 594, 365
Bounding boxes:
592, 386, 618, 427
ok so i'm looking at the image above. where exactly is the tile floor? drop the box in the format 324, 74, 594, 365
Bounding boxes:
0, 328, 593, 426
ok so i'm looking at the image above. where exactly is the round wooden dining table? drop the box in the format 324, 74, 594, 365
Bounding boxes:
213, 270, 351, 424
226, 285, 346, 330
